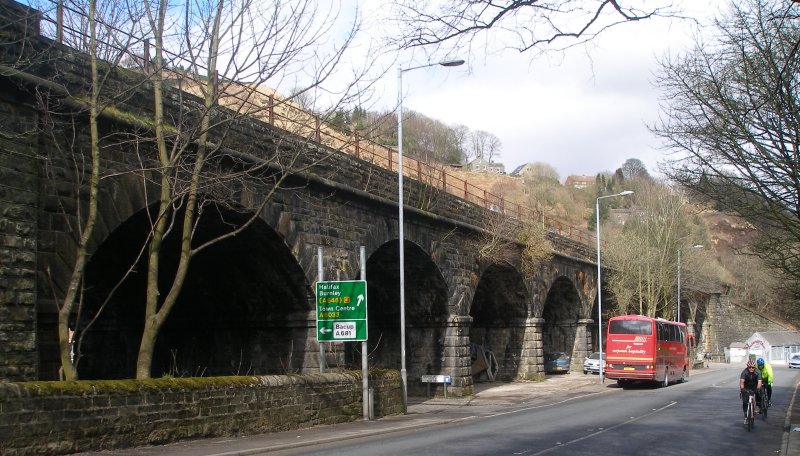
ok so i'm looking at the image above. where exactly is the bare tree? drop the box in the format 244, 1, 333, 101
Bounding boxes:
470, 129, 501, 163
401, 110, 465, 163
450, 123, 470, 164
470, 211, 552, 276
392, 0, 675, 57
655, 0, 800, 284
604, 180, 727, 318
518, 221, 553, 276
130, 0, 384, 378
20, 0, 148, 381
521, 162, 560, 183
619, 158, 650, 181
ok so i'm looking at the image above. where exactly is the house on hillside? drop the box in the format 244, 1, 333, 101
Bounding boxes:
564, 175, 594, 189
743, 331, 800, 365
510, 163, 535, 176
467, 157, 505, 174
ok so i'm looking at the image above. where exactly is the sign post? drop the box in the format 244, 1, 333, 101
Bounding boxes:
316, 280, 368, 342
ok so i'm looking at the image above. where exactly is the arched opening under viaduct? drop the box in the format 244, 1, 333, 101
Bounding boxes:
74, 205, 312, 379
542, 276, 582, 373
469, 263, 528, 382
363, 240, 448, 395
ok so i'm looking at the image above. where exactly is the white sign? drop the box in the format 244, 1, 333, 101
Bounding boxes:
334, 322, 356, 339
421, 375, 451, 384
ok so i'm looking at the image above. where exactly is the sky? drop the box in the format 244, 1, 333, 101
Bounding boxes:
358, 1, 724, 182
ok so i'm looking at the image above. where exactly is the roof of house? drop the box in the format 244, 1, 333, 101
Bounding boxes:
510, 164, 528, 176
754, 331, 800, 346
565, 174, 594, 183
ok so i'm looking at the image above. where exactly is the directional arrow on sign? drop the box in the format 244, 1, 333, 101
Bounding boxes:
316, 280, 367, 342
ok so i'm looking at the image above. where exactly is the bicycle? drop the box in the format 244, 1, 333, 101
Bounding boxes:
745, 389, 756, 431
759, 388, 769, 420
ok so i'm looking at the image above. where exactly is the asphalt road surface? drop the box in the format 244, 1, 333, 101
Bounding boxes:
271, 365, 799, 456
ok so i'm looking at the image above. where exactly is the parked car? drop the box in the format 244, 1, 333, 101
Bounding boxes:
544, 352, 571, 374
790, 353, 800, 369
583, 352, 605, 374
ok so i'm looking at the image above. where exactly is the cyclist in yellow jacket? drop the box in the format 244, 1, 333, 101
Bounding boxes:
756, 358, 774, 406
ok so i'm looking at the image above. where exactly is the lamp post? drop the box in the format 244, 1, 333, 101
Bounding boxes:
397, 58, 464, 412
595, 190, 633, 384
676, 244, 704, 322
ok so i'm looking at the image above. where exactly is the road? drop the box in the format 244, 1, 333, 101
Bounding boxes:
270, 365, 798, 456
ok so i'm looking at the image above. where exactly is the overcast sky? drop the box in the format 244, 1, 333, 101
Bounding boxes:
358, 1, 724, 182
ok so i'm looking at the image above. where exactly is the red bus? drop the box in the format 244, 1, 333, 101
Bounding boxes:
604, 315, 692, 387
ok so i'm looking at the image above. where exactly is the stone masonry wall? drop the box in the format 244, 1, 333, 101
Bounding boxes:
700, 293, 791, 356
0, 370, 402, 456
0, 75, 39, 381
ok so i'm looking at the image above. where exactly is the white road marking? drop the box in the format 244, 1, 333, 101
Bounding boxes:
510, 401, 678, 456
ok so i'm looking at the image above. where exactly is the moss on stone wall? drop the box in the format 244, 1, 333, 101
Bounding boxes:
0, 370, 402, 455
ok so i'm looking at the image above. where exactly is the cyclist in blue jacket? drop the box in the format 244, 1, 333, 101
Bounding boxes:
756, 358, 774, 407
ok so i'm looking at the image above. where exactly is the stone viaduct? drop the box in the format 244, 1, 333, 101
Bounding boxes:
0, 0, 609, 396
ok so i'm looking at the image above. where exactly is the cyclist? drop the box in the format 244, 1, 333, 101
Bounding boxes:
756, 358, 774, 407
739, 359, 762, 424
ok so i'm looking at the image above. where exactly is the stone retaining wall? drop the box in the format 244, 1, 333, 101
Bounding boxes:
0, 370, 402, 455
700, 293, 791, 357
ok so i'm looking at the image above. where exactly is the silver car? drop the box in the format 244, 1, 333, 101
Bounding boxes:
583, 352, 605, 374
790, 353, 800, 369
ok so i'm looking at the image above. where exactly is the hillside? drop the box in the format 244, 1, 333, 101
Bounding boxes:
452, 169, 591, 229
700, 211, 758, 258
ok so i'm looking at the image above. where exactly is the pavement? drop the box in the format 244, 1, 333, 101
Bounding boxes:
77, 363, 800, 456
784, 369, 800, 456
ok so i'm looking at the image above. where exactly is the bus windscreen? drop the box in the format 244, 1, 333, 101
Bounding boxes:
608, 320, 652, 335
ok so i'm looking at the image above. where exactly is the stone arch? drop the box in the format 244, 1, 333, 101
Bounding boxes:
38, 172, 155, 309
469, 262, 529, 381
541, 275, 584, 371
37, 172, 159, 378
76, 202, 312, 379
364, 239, 448, 394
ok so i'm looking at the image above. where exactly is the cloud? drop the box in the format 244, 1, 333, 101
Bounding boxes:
366, 0, 724, 181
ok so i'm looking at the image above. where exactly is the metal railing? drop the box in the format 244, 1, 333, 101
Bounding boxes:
32, 0, 595, 248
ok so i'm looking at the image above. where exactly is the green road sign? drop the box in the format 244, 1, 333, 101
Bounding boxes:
316, 280, 367, 342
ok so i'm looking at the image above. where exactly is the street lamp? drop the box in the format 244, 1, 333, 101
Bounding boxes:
595, 190, 633, 384
676, 244, 704, 322
397, 58, 464, 412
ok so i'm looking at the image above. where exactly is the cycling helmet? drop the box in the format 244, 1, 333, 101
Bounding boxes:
747, 359, 756, 368
757, 358, 765, 367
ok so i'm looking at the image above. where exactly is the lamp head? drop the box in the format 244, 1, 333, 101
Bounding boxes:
618, 190, 634, 196
439, 59, 465, 67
